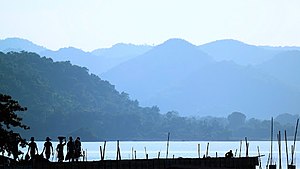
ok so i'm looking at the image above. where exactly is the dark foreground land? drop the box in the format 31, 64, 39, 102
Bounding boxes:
1, 156, 258, 169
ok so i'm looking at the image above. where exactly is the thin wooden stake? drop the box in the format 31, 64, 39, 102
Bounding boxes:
144, 147, 147, 159
206, 142, 209, 157
266, 153, 270, 167
291, 118, 299, 165
132, 147, 134, 160
284, 130, 289, 168
245, 137, 248, 157
103, 141, 106, 160
239, 140, 242, 157
166, 132, 170, 159
257, 146, 262, 169
197, 144, 200, 158
116, 140, 121, 160
277, 131, 282, 169
270, 117, 274, 165
100, 146, 103, 160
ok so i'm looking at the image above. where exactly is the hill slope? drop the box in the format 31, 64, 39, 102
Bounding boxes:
103, 39, 300, 118
256, 50, 300, 90
0, 37, 46, 53
145, 61, 300, 118
102, 38, 213, 102
0, 51, 163, 140
0, 51, 236, 141
199, 39, 277, 65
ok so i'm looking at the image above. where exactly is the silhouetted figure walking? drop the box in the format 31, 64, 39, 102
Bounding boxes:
42, 137, 53, 160
27, 137, 38, 160
74, 137, 81, 161
56, 137, 66, 162
66, 137, 75, 162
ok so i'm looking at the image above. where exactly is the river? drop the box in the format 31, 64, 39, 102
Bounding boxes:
19, 141, 299, 168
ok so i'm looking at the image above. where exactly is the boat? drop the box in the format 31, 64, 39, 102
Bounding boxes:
1, 155, 259, 169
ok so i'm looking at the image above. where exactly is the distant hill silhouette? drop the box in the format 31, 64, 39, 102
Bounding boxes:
2, 37, 300, 119
199, 39, 278, 65
91, 43, 152, 73
0, 51, 244, 141
101, 38, 213, 102
103, 39, 300, 118
0, 38, 152, 74
0, 37, 46, 53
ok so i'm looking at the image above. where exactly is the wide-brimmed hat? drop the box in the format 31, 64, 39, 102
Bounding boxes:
46, 137, 51, 141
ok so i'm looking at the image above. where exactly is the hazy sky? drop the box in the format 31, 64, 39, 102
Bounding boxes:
1, 0, 300, 51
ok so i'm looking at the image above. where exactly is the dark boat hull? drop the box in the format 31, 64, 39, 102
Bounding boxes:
2, 157, 258, 169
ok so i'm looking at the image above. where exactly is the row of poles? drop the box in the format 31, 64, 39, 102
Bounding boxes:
99, 133, 171, 161
98, 132, 251, 161
268, 117, 299, 169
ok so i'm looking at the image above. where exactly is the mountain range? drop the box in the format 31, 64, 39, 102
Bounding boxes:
1, 37, 300, 119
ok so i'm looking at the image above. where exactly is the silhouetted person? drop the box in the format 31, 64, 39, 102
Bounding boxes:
74, 137, 81, 161
27, 137, 38, 160
42, 137, 53, 160
56, 137, 66, 162
10, 133, 21, 161
225, 150, 233, 158
66, 137, 75, 162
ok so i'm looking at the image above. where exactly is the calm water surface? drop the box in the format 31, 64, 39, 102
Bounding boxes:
20, 141, 299, 168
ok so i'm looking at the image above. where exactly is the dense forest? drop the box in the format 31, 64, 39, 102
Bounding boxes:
0, 51, 298, 141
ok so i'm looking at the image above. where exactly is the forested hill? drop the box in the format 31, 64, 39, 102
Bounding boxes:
0, 51, 297, 141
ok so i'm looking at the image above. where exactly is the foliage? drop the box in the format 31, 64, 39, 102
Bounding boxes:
0, 94, 29, 159
0, 51, 298, 141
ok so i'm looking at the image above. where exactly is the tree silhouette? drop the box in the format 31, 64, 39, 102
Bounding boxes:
0, 94, 29, 160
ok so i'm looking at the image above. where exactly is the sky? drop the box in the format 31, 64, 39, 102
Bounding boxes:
1, 0, 300, 51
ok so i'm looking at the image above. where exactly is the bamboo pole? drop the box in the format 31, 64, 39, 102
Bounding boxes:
144, 147, 147, 159
257, 146, 262, 169
100, 146, 103, 160
278, 131, 282, 169
285, 130, 289, 168
206, 142, 209, 157
197, 144, 200, 158
116, 140, 121, 160
100, 141, 107, 160
270, 117, 274, 165
245, 137, 248, 157
291, 118, 299, 165
239, 140, 242, 157
266, 153, 270, 168
166, 132, 170, 159
132, 147, 134, 160
103, 141, 106, 160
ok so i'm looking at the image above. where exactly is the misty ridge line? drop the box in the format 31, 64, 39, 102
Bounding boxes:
1, 37, 300, 119
1, 40, 300, 140
1, 37, 300, 53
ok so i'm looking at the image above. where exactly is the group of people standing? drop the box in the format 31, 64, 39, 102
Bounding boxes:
27, 136, 81, 162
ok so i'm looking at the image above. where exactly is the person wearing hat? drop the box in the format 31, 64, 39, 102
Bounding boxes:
56, 137, 66, 162
42, 137, 53, 160
27, 137, 38, 160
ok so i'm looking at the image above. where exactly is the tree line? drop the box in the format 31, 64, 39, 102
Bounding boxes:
0, 51, 298, 141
